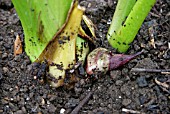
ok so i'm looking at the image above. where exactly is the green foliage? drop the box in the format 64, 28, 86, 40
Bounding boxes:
107, 0, 156, 52
12, 0, 72, 61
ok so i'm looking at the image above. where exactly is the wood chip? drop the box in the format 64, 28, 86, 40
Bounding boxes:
14, 35, 22, 56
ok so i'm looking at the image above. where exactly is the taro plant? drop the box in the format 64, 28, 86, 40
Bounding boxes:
107, 0, 156, 52
12, 0, 73, 62
85, 0, 156, 74
12, 0, 92, 87
12, 0, 156, 87
86, 48, 143, 75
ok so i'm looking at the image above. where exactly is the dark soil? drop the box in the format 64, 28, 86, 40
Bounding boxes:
0, 0, 170, 114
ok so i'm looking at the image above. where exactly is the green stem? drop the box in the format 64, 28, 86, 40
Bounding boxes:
107, 0, 136, 39
107, 0, 156, 52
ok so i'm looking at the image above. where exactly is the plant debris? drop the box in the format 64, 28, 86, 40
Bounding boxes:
131, 68, 170, 74
70, 91, 93, 114
14, 35, 22, 56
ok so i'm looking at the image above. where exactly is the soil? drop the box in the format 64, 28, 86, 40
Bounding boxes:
0, 0, 170, 114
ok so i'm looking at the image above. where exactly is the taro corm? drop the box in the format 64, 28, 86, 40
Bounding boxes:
86, 48, 142, 75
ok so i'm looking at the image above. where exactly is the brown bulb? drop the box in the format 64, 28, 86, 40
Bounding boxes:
86, 47, 142, 75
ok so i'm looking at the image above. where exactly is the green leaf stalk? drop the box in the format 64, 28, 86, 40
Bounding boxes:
107, 0, 156, 52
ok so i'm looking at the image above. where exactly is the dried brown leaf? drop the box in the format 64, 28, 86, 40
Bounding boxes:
14, 35, 22, 56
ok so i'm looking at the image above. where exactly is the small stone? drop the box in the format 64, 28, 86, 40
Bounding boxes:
163, 49, 170, 59
97, 111, 105, 114
41, 98, 45, 105
0, 72, 3, 80
110, 70, 121, 80
139, 95, 147, 105
20, 64, 24, 69
14, 56, 21, 62
108, 103, 112, 109
21, 107, 26, 113
48, 95, 57, 101
33, 76, 37, 80
60, 108, 66, 114
147, 104, 159, 110
78, 65, 86, 76
11, 68, 16, 73
27, 65, 33, 72
0, 110, 3, 113
137, 76, 148, 87
9, 102, 17, 111
122, 99, 132, 106
18, 98, 25, 106
88, 100, 94, 105
3, 67, 9, 73
2, 52, 8, 59
47, 104, 56, 113
14, 110, 23, 114
4, 43, 11, 49
0, 36, 3, 41
115, 80, 123, 86
74, 86, 82, 94
65, 98, 79, 108
1, 99, 8, 105
100, 102, 104, 107
29, 92, 34, 98
79, 79, 85, 85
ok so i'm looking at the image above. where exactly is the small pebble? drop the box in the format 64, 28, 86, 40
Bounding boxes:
163, 49, 170, 59
14, 56, 21, 62
0, 36, 3, 41
14, 110, 23, 114
21, 107, 26, 113
60, 108, 66, 114
122, 99, 132, 106
41, 98, 45, 105
3, 67, 9, 73
147, 104, 159, 110
110, 70, 121, 80
65, 98, 79, 108
0, 72, 3, 80
137, 76, 148, 87
47, 104, 56, 113
1, 99, 8, 105
139, 95, 147, 105
2, 52, 8, 59
3, 43, 11, 49
97, 111, 105, 114
115, 80, 123, 86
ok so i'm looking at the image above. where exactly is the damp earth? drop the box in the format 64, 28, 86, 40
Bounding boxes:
0, 0, 170, 113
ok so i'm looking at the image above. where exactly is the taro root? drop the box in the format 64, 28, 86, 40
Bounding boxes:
86, 47, 142, 75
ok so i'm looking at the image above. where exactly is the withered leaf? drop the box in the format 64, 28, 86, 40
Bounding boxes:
14, 35, 22, 56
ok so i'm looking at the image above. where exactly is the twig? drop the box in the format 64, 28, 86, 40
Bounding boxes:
70, 91, 93, 114
155, 78, 170, 94
155, 78, 169, 88
122, 108, 145, 114
149, 12, 160, 18
131, 68, 170, 74
159, 86, 170, 94
161, 72, 170, 75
